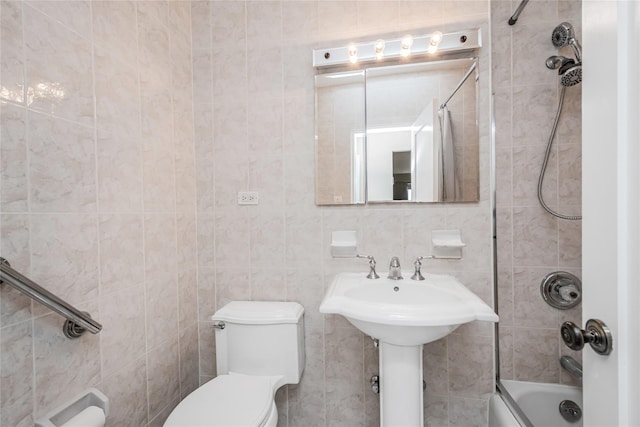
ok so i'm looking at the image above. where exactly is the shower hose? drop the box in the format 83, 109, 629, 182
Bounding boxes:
537, 85, 582, 221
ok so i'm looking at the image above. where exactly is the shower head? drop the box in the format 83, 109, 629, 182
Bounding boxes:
551, 22, 582, 62
551, 22, 574, 47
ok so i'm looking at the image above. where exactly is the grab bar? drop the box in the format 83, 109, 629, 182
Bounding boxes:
0, 257, 102, 338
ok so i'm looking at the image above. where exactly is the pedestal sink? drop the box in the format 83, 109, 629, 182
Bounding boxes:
319, 272, 498, 426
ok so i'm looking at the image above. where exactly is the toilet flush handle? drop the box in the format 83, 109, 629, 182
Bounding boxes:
212, 321, 226, 330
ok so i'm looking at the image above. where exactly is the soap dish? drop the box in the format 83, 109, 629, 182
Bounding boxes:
431, 230, 466, 259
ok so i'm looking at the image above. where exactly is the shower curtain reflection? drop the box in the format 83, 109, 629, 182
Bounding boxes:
438, 105, 459, 201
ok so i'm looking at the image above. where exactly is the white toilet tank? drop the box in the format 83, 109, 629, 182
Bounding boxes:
212, 301, 305, 384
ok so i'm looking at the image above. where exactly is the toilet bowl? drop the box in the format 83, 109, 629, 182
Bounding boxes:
164, 301, 305, 427
164, 373, 280, 427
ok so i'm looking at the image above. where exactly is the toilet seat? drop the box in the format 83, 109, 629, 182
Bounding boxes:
164, 373, 277, 427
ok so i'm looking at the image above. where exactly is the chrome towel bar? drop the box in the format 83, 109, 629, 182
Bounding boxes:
0, 257, 102, 338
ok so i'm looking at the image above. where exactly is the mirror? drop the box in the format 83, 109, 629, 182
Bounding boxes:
315, 58, 479, 205
315, 70, 366, 205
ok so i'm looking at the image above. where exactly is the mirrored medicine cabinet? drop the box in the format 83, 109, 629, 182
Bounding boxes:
315, 55, 480, 206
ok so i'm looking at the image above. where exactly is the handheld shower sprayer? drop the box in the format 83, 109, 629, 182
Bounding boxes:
559, 63, 582, 87
547, 22, 583, 88
545, 55, 582, 87
538, 22, 583, 221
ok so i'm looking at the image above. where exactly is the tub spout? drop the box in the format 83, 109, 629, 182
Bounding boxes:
560, 355, 582, 382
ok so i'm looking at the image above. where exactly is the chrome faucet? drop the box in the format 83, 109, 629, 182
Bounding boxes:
560, 355, 582, 382
387, 257, 403, 280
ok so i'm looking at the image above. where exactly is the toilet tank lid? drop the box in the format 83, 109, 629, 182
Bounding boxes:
212, 301, 304, 324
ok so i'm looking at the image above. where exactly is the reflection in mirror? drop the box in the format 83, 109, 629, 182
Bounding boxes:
315, 58, 479, 205
366, 59, 478, 203
315, 71, 366, 204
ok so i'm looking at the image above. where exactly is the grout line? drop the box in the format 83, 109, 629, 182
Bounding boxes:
19, 0, 40, 420
244, 1, 252, 301
132, 4, 152, 425
189, 0, 205, 394
168, 8, 183, 402
279, 1, 287, 308
87, 0, 106, 390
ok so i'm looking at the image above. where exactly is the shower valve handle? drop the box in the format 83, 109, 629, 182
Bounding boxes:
561, 319, 613, 355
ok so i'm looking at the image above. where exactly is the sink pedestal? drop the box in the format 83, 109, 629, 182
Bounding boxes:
379, 342, 424, 426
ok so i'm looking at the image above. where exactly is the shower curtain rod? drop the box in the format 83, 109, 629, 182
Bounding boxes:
440, 62, 477, 110
508, 0, 530, 25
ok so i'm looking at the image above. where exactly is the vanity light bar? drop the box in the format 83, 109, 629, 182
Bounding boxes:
313, 28, 481, 68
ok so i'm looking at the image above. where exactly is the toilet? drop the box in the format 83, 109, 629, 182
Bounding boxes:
164, 301, 305, 427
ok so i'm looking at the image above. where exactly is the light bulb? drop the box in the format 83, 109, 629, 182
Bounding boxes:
428, 31, 443, 53
374, 39, 385, 59
401, 35, 413, 57
430, 31, 443, 46
348, 44, 358, 63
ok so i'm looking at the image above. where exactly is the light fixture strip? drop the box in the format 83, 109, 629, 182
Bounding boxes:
313, 28, 481, 68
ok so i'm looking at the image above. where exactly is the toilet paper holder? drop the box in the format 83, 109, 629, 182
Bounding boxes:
35, 388, 109, 427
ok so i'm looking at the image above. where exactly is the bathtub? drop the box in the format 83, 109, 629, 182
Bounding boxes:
489, 380, 583, 427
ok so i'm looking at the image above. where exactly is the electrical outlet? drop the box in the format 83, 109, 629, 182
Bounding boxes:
237, 191, 259, 205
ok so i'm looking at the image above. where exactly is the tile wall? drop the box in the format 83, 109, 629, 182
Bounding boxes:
0, 1, 197, 426
0, 0, 568, 426
491, 0, 583, 385
192, 1, 495, 426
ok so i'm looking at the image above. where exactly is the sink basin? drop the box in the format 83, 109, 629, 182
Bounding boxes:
320, 272, 498, 345
320, 271, 498, 426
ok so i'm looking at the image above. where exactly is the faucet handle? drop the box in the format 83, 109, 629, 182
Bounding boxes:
411, 256, 435, 281
356, 254, 380, 279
